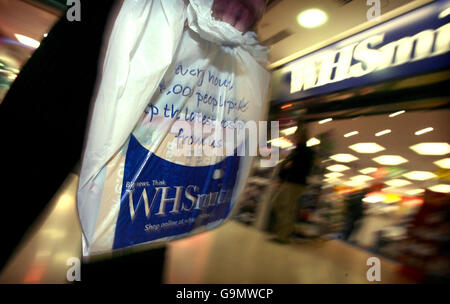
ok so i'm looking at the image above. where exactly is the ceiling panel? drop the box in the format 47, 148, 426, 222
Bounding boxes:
257, 0, 415, 65
0, 0, 60, 69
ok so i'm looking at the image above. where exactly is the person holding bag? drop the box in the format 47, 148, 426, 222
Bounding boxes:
0, 0, 268, 276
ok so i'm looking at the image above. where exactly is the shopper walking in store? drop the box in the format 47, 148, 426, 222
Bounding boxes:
342, 189, 367, 242
271, 121, 315, 244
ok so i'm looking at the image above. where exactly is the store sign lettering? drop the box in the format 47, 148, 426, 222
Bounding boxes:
290, 23, 450, 93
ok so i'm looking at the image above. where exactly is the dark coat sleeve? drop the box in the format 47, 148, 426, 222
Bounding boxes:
0, 0, 116, 270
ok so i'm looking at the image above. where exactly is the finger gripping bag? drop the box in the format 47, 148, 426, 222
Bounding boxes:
77, 0, 270, 256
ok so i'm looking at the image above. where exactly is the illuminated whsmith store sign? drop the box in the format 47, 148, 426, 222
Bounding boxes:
270, 0, 450, 103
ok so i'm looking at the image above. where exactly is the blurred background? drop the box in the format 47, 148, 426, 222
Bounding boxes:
0, 0, 449, 284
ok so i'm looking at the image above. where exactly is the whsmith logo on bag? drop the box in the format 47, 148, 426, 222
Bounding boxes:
126, 183, 233, 221
290, 23, 450, 93
112, 135, 240, 249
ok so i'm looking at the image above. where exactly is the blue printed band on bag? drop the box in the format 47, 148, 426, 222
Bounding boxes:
113, 134, 240, 249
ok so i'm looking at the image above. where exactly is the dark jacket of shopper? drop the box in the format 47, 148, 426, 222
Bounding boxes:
278, 144, 314, 185
0, 1, 166, 282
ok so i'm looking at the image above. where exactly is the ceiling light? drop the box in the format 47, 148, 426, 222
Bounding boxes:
344, 180, 366, 188
403, 171, 436, 181
344, 131, 359, 138
363, 195, 385, 203
326, 164, 350, 172
349, 143, 385, 154
406, 189, 424, 196
439, 7, 450, 19
382, 186, 398, 192
350, 175, 374, 182
389, 110, 405, 117
281, 126, 298, 136
325, 172, 344, 178
433, 158, 450, 169
297, 8, 328, 29
373, 155, 408, 166
269, 137, 293, 149
385, 179, 411, 187
43, 33, 48, 38
375, 129, 391, 137
306, 137, 321, 147
414, 127, 434, 135
360, 167, 378, 174
428, 184, 450, 193
319, 118, 332, 124
410, 142, 450, 155
14, 33, 40, 49
330, 153, 359, 163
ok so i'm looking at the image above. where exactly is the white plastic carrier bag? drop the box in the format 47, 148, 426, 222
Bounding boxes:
77, 0, 271, 256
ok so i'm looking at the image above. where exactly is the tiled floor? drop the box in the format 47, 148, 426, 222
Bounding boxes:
0, 174, 82, 284
0, 173, 414, 284
164, 222, 413, 284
